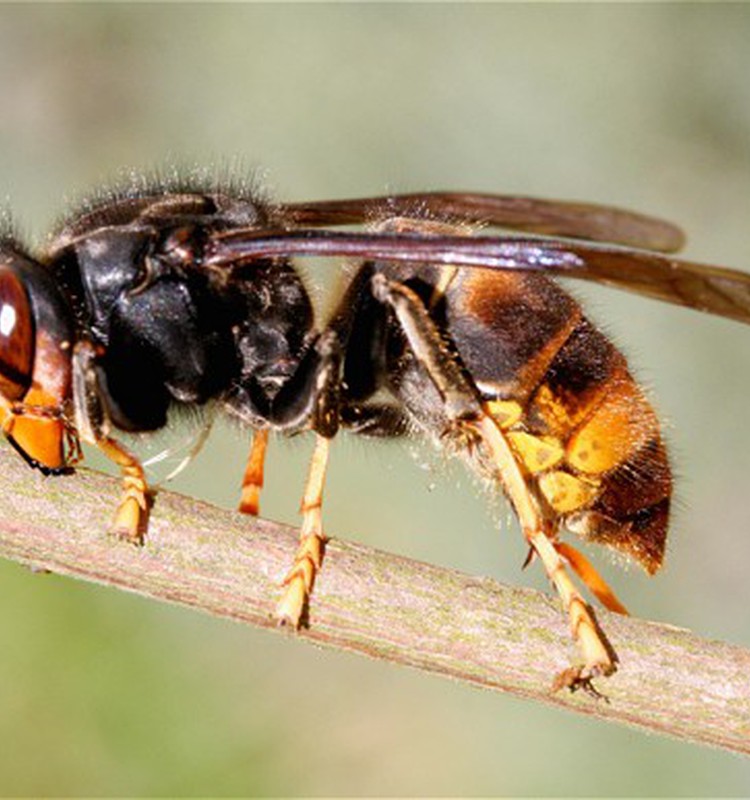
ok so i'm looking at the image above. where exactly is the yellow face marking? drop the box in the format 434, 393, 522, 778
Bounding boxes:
486, 398, 523, 429
2, 387, 66, 469
508, 430, 564, 474
538, 470, 600, 514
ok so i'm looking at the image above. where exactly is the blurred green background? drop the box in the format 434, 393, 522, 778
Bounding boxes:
1, 4, 750, 796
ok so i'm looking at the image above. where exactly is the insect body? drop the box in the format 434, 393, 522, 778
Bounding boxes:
1, 180, 749, 690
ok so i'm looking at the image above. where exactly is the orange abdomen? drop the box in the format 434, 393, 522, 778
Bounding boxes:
448, 269, 671, 574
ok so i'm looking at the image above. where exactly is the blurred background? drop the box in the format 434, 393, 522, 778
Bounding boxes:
1, 4, 749, 795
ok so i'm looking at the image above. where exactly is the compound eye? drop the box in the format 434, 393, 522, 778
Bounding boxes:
0, 265, 34, 401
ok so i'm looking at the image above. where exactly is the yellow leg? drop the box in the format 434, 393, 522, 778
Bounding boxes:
96, 436, 151, 545
238, 429, 269, 516
276, 435, 331, 628
471, 410, 615, 689
554, 541, 628, 616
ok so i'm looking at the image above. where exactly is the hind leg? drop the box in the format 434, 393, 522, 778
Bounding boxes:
373, 273, 616, 688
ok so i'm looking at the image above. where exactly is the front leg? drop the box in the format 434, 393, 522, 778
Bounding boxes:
94, 435, 153, 544
72, 341, 152, 544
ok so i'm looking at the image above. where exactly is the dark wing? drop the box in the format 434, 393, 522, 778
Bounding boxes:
280, 192, 686, 253
207, 228, 750, 325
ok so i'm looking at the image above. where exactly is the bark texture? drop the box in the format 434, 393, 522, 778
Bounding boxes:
0, 447, 748, 755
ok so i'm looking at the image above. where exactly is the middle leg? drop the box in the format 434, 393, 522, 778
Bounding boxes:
276, 433, 331, 627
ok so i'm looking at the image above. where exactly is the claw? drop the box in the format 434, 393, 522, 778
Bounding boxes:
551, 665, 611, 702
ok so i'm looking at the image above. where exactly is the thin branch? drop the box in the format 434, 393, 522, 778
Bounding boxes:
0, 447, 748, 755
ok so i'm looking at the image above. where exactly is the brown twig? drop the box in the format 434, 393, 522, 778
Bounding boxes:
0, 447, 749, 755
